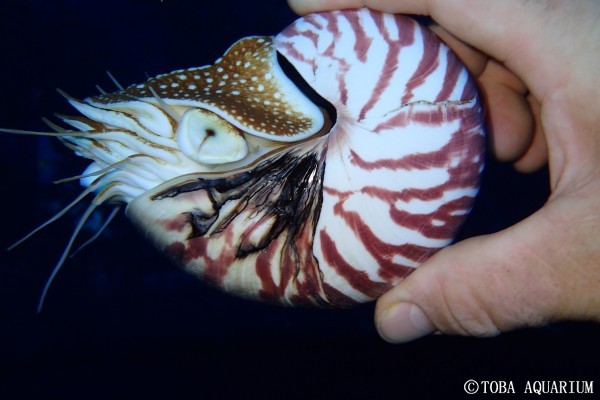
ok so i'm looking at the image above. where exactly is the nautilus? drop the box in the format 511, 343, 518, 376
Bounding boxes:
6, 8, 484, 309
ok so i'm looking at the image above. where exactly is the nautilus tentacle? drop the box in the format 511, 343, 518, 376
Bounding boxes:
6, 8, 485, 308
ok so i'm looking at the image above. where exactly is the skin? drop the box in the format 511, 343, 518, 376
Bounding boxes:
288, 0, 600, 342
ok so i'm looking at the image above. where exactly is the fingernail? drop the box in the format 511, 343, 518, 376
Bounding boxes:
377, 302, 435, 343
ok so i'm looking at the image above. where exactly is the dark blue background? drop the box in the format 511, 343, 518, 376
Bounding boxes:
1, 1, 598, 398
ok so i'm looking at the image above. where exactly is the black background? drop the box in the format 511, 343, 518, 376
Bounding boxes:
0, 1, 598, 398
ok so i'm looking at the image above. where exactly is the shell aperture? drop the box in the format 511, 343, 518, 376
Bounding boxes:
9, 8, 485, 308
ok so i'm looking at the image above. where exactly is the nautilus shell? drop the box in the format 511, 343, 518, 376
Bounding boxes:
11, 8, 485, 308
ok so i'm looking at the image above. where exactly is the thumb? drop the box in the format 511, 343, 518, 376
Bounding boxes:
374, 210, 568, 343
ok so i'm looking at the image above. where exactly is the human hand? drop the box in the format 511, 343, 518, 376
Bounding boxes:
288, 0, 600, 342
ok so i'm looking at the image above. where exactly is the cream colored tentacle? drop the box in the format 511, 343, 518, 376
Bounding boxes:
36, 196, 104, 313
69, 205, 122, 258
7, 183, 100, 251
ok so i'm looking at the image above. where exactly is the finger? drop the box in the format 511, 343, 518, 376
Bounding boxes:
430, 25, 548, 171
429, 26, 542, 166
288, 0, 410, 15
289, 1, 550, 82
427, 24, 487, 77
288, 0, 364, 15
374, 211, 563, 343
478, 60, 535, 163
513, 94, 548, 173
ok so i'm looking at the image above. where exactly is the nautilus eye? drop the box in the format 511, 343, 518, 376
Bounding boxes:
177, 109, 248, 165
5, 8, 485, 309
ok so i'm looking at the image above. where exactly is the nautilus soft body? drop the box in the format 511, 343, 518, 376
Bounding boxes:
14, 9, 485, 308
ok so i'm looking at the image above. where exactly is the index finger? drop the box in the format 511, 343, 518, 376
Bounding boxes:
287, 0, 546, 80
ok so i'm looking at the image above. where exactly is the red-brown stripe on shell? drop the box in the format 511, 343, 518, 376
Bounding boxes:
16, 9, 485, 308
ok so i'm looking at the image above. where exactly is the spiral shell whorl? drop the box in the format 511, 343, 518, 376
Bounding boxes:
275, 10, 485, 304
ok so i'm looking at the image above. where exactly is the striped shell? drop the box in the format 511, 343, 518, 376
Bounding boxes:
24, 9, 485, 308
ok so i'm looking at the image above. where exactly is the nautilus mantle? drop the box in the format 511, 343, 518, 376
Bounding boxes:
28, 9, 485, 307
